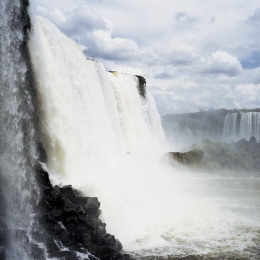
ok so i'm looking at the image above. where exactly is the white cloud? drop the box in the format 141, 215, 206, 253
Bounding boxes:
202, 51, 243, 76
91, 29, 140, 60
235, 83, 260, 101
247, 8, 260, 26
33, 4, 140, 61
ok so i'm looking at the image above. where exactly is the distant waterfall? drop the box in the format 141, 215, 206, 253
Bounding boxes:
223, 112, 260, 141
240, 112, 260, 141
0, 1, 45, 259
223, 113, 239, 140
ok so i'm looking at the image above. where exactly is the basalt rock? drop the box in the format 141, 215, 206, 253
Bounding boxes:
135, 75, 146, 98
164, 149, 204, 167
35, 165, 133, 260
0, 221, 6, 259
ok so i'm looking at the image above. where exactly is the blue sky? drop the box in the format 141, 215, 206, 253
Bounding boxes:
30, 0, 260, 115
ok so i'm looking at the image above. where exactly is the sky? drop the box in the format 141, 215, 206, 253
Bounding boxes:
30, 0, 260, 115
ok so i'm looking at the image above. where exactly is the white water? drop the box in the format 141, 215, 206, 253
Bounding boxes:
0, 1, 45, 259
29, 15, 260, 259
223, 113, 238, 141
240, 112, 260, 141
223, 112, 260, 142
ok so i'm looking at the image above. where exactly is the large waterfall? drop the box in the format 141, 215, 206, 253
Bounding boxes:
28, 15, 164, 184
223, 112, 260, 142
1, 1, 260, 259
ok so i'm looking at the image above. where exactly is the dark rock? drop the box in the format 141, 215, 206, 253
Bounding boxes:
0, 247, 5, 260
35, 165, 134, 259
45, 235, 60, 253
35, 167, 52, 189
0, 222, 7, 248
47, 209, 63, 221
236, 138, 248, 148
37, 143, 48, 163
61, 185, 81, 202
164, 149, 204, 166
29, 242, 45, 260
249, 136, 257, 145
135, 75, 146, 98
63, 199, 79, 213
82, 233, 92, 245
51, 251, 78, 260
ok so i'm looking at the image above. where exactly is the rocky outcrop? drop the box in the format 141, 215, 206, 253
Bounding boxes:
135, 75, 146, 98
20, 0, 31, 33
163, 150, 204, 166
165, 137, 260, 173
36, 166, 133, 260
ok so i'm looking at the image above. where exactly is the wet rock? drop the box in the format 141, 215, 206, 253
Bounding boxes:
0, 221, 7, 248
236, 138, 248, 148
37, 143, 48, 163
35, 166, 134, 260
0, 247, 5, 260
135, 75, 146, 98
51, 250, 78, 260
249, 136, 257, 145
164, 149, 204, 166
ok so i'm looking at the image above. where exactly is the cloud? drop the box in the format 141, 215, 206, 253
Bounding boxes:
202, 51, 243, 76
235, 84, 260, 102
32, 0, 260, 115
246, 8, 260, 26
34, 4, 140, 62
174, 12, 201, 28
154, 43, 198, 66
87, 29, 139, 60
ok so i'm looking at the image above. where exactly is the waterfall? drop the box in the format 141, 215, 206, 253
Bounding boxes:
223, 113, 239, 141
28, 15, 164, 184
28, 14, 168, 251
223, 112, 260, 141
240, 112, 260, 141
0, 1, 45, 259
2, 1, 260, 258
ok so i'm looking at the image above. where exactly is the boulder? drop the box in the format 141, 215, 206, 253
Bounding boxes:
164, 149, 204, 166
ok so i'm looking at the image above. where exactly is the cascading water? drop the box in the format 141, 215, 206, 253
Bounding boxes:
28, 15, 165, 184
27, 12, 260, 260
0, 1, 45, 259
223, 112, 260, 142
223, 113, 239, 141
240, 112, 260, 141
